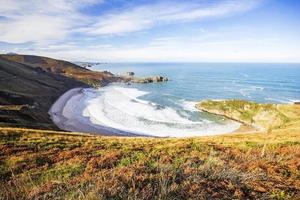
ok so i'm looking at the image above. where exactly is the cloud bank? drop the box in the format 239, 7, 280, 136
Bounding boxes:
1, 0, 299, 62
0, 0, 260, 43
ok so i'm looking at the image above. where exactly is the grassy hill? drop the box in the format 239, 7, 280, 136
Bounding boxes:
0, 127, 299, 199
0, 54, 119, 87
0, 55, 118, 129
196, 100, 300, 131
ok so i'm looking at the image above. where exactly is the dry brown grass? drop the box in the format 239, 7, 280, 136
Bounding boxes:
0, 127, 299, 199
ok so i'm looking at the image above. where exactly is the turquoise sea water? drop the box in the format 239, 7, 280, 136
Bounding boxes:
93, 63, 300, 104
60, 63, 300, 137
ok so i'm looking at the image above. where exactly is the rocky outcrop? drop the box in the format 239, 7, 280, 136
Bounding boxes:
128, 75, 168, 83
125, 72, 135, 76
195, 100, 296, 131
121, 72, 168, 84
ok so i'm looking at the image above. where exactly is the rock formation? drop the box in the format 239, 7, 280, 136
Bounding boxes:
129, 75, 168, 83
195, 99, 297, 131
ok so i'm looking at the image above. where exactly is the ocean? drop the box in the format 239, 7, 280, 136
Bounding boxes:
63, 63, 300, 137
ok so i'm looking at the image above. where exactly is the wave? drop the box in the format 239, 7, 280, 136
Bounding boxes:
54, 85, 240, 137
239, 85, 264, 97
179, 100, 199, 112
265, 97, 300, 104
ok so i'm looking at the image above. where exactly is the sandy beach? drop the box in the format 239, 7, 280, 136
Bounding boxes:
48, 87, 144, 136
48, 86, 243, 137
49, 88, 90, 132
49, 88, 107, 135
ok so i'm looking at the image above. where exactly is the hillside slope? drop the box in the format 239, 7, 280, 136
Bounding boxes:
0, 127, 299, 199
0, 54, 86, 72
0, 55, 121, 129
0, 54, 119, 87
0, 58, 89, 129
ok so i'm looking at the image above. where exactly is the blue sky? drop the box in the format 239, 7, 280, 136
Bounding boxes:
0, 0, 299, 62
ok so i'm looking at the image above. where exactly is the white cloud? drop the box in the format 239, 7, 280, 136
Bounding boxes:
0, 15, 70, 43
11, 34, 300, 63
0, 0, 102, 43
4, 0, 297, 63
0, 0, 261, 43
85, 0, 262, 35
0, 0, 100, 15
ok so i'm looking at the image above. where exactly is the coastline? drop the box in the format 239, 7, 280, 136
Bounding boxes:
195, 100, 300, 134
196, 105, 258, 130
49, 86, 244, 137
48, 87, 146, 137
230, 124, 257, 134
48, 87, 83, 131
197, 106, 258, 134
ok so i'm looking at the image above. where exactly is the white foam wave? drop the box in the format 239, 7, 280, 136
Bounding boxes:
239, 85, 264, 97
53, 85, 240, 137
180, 100, 199, 112
265, 97, 290, 103
287, 99, 300, 104
265, 97, 300, 104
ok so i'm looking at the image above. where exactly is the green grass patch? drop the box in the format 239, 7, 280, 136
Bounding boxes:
35, 162, 85, 184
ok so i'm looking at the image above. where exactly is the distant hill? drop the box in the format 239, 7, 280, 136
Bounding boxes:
0, 54, 119, 129
0, 54, 86, 72
0, 54, 118, 87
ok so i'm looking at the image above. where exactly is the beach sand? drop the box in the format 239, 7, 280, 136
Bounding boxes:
49, 88, 89, 132
49, 88, 247, 137
48, 87, 141, 137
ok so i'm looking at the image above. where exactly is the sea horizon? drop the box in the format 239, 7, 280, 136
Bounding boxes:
75, 61, 300, 65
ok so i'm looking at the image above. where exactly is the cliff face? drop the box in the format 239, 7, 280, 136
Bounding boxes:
0, 55, 119, 129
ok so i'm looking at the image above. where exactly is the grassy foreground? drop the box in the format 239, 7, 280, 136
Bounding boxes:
0, 127, 299, 199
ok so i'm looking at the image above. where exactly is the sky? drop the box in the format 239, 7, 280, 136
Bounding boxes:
0, 0, 300, 62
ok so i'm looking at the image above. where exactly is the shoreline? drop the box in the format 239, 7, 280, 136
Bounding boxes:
197, 107, 258, 134
195, 100, 300, 134
48, 87, 148, 137
49, 86, 245, 137
230, 124, 257, 134
49, 87, 83, 131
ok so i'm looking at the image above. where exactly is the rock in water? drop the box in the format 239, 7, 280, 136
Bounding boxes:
126, 72, 135, 76
131, 75, 168, 83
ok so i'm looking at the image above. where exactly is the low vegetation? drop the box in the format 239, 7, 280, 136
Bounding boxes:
0, 127, 299, 199
0, 54, 119, 88
196, 100, 300, 131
